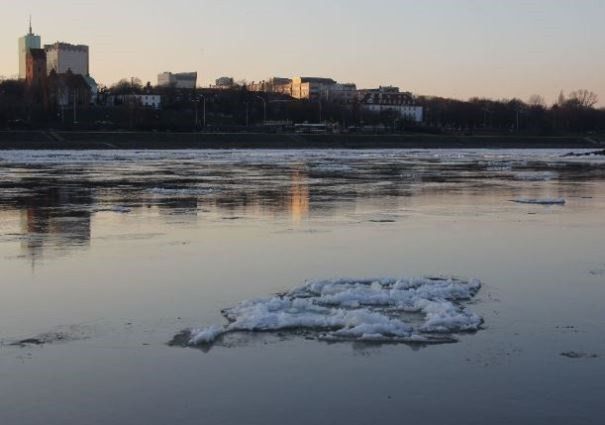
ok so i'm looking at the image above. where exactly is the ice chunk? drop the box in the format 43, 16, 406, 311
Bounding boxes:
513, 171, 557, 181
512, 197, 566, 205
9, 325, 92, 347
93, 206, 132, 214
188, 325, 225, 345
182, 277, 483, 347
148, 187, 215, 197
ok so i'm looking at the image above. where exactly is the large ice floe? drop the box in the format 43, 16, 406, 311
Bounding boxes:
512, 197, 566, 205
180, 277, 483, 347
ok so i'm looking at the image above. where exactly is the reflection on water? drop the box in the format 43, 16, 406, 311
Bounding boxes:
0, 150, 604, 262
290, 169, 310, 224
1, 150, 605, 425
17, 187, 92, 266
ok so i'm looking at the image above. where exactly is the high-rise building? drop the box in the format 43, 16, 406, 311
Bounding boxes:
18, 17, 41, 79
44, 42, 89, 76
157, 72, 198, 89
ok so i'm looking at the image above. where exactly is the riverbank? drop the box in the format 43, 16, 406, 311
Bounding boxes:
0, 130, 602, 150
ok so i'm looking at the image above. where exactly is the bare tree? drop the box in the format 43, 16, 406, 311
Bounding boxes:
557, 90, 566, 107
528, 94, 545, 108
568, 90, 599, 109
110, 78, 143, 95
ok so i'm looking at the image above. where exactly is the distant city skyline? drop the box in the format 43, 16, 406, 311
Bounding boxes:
1, 0, 604, 105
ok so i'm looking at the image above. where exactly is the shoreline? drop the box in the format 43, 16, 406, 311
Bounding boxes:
0, 130, 602, 150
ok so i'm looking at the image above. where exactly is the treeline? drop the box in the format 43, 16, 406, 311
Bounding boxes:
418, 90, 604, 134
1, 76, 603, 134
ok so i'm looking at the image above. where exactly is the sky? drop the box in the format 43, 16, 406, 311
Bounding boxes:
1, 0, 604, 104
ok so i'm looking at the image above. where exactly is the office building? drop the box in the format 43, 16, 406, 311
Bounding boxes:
18, 18, 41, 79
157, 72, 198, 89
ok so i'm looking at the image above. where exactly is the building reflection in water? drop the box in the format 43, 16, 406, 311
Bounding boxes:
196, 167, 312, 221
157, 197, 199, 217
1, 156, 601, 270
19, 187, 92, 266
289, 169, 310, 224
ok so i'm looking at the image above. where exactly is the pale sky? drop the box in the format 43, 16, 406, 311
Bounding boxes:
1, 0, 604, 104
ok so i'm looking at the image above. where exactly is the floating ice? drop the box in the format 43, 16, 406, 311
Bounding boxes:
181, 277, 483, 347
93, 206, 132, 214
513, 171, 558, 181
512, 197, 566, 205
8, 325, 92, 347
148, 187, 215, 197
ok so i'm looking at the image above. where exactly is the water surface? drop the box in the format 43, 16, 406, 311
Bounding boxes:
1, 150, 604, 425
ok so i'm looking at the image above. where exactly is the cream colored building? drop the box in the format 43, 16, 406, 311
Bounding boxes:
359, 88, 424, 123
157, 72, 198, 89
247, 77, 292, 95
44, 42, 89, 76
290, 77, 337, 100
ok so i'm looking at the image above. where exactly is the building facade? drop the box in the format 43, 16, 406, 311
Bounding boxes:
26, 49, 47, 87
270, 78, 293, 96
44, 42, 90, 76
359, 88, 423, 123
47, 72, 92, 108
247, 77, 293, 95
110, 94, 162, 109
326, 83, 357, 103
18, 21, 41, 79
291, 77, 337, 100
157, 72, 197, 89
244, 76, 356, 102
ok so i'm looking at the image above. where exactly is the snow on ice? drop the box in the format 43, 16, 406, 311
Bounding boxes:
181, 277, 483, 347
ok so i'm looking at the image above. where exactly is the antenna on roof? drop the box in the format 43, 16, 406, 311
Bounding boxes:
29, 14, 32, 34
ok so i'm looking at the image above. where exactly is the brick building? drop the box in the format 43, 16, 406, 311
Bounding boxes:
26, 48, 47, 87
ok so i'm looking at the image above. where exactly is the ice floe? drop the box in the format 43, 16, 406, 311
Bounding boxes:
513, 171, 558, 181
7, 325, 92, 347
560, 351, 600, 359
93, 205, 132, 214
180, 277, 483, 347
148, 187, 215, 197
512, 197, 566, 205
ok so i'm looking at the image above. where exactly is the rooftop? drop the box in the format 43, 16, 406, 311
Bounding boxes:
44, 42, 89, 51
297, 77, 337, 85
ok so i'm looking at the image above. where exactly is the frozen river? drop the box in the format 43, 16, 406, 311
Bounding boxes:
1, 149, 604, 425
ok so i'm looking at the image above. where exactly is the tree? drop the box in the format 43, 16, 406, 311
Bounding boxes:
0, 79, 28, 126
568, 90, 599, 109
110, 78, 143, 95
557, 90, 566, 107
528, 94, 545, 108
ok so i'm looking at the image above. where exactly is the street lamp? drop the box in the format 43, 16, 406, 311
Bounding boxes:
194, 95, 206, 130
199, 95, 206, 129
255, 95, 267, 124
315, 99, 322, 123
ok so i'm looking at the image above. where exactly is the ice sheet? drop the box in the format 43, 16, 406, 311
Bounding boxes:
183, 277, 483, 346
